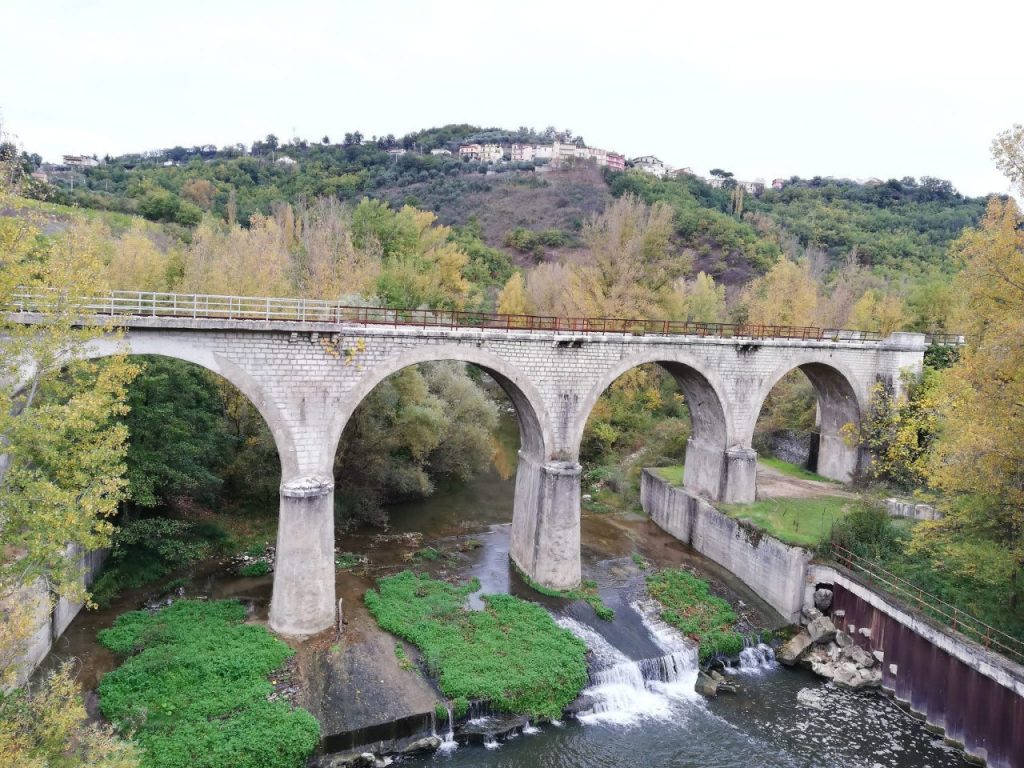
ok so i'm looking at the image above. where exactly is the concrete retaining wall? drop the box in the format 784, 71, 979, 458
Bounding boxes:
812, 565, 1024, 768
640, 469, 811, 622
14, 545, 108, 687
885, 497, 941, 521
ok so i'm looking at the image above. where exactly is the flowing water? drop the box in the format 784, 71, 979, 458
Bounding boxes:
44, 406, 969, 767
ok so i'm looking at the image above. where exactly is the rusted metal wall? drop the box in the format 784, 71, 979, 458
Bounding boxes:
831, 584, 1024, 768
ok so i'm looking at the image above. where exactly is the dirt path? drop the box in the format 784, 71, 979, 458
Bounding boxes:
755, 463, 857, 500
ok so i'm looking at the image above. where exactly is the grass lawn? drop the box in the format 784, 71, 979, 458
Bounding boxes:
759, 456, 837, 484
651, 465, 684, 484
720, 496, 853, 548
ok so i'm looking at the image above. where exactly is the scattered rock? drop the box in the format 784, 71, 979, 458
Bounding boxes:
777, 631, 813, 666
801, 606, 823, 624
582, 494, 593, 502
696, 670, 719, 697
840, 644, 875, 668
813, 588, 833, 612
710, 670, 727, 683
835, 630, 853, 648
806, 616, 837, 645
401, 736, 442, 754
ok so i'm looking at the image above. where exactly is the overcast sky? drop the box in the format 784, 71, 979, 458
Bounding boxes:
2, 0, 1020, 196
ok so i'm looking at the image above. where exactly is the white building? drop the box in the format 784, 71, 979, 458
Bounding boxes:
430, 148, 452, 156
459, 143, 482, 161
387, 148, 407, 158
276, 156, 297, 165
480, 143, 505, 164
511, 143, 536, 162
62, 155, 99, 168
630, 155, 669, 178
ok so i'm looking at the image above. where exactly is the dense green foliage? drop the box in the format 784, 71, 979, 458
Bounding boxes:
123, 358, 233, 508
335, 362, 499, 524
751, 177, 988, 277
364, 572, 588, 719
830, 505, 1024, 641
645, 569, 744, 661
97, 600, 319, 768
90, 519, 231, 607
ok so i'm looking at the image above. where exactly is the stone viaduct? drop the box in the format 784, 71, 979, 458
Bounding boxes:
12, 304, 927, 638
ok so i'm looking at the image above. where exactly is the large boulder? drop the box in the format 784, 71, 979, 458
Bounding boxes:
813, 588, 833, 612
777, 631, 813, 666
840, 644, 875, 669
801, 606, 823, 624
835, 630, 853, 648
806, 616, 837, 645
696, 670, 719, 697
401, 736, 443, 754
833, 662, 882, 690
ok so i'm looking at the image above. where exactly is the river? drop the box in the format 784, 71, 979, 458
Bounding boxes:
42, 407, 968, 767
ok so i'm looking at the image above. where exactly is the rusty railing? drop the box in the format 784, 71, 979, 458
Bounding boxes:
7, 289, 960, 344
831, 544, 1024, 665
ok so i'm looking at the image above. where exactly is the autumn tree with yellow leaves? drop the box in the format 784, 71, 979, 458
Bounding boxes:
0, 202, 140, 765
920, 198, 1024, 606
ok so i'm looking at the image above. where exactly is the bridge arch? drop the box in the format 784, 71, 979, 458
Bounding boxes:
326, 344, 554, 464
751, 356, 867, 484
575, 352, 737, 501
84, 335, 297, 478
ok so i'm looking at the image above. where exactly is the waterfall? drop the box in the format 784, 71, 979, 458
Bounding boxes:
437, 706, 457, 753
558, 615, 699, 725
734, 638, 777, 673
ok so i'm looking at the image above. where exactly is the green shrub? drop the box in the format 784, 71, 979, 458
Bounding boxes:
98, 600, 319, 768
365, 572, 587, 720
238, 561, 270, 577
830, 501, 902, 559
646, 569, 745, 662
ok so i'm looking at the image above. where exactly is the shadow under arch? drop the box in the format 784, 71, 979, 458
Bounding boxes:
751, 357, 866, 484
83, 335, 296, 478
326, 344, 554, 464
574, 352, 734, 501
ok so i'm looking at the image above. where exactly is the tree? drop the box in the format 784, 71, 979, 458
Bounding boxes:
497, 272, 531, 317
709, 168, 734, 179
568, 194, 686, 318
925, 198, 1024, 606
849, 289, 908, 335
992, 124, 1024, 194
0, 207, 139, 762
676, 272, 726, 323
122, 358, 234, 508
105, 221, 174, 291
741, 257, 819, 327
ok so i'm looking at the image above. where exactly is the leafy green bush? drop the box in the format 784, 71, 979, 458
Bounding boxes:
91, 519, 230, 607
98, 600, 319, 768
365, 572, 587, 720
238, 561, 270, 577
646, 569, 745, 662
830, 501, 902, 559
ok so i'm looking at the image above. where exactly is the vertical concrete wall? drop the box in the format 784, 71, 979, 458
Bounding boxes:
640, 470, 811, 622
510, 452, 582, 591
813, 566, 1024, 768
12, 544, 108, 687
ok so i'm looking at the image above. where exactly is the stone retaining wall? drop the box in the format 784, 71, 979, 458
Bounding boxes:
640, 469, 811, 622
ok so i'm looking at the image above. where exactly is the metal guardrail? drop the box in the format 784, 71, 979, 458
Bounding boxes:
8, 289, 963, 344
831, 544, 1024, 665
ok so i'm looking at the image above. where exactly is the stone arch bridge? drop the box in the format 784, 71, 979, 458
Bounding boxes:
10, 294, 928, 638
